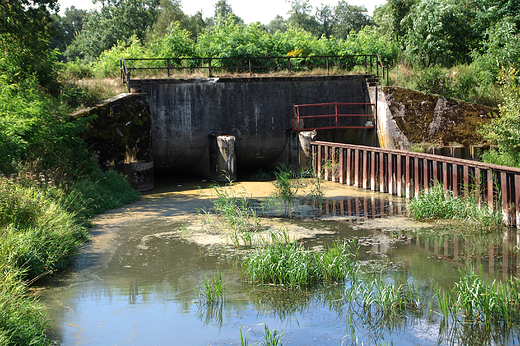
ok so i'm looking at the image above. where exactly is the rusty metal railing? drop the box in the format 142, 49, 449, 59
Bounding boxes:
311, 141, 520, 227
291, 102, 376, 131
120, 54, 387, 84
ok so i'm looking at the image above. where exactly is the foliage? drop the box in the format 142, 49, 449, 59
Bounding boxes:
408, 182, 503, 232
0, 177, 89, 279
437, 266, 520, 328
480, 68, 520, 167
0, 75, 94, 178
0, 0, 58, 86
196, 269, 224, 305
94, 35, 149, 77
149, 22, 195, 59
272, 165, 299, 212
65, 0, 160, 61
0, 266, 49, 346
403, 0, 475, 67
332, 1, 374, 40
472, 19, 520, 85
66, 170, 140, 220
241, 233, 358, 288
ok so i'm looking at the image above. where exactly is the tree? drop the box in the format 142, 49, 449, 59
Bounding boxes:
149, 0, 186, 39
480, 68, 520, 167
287, 0, 320, 37
0, 0, 59, 84
403, 0, 474, 66
373, 0, 417, 45
315, 4, 334, 38
332, 1, 373, 40
51, 7, 87, 54
65, 0, 160, 61
214, 0, 243, 24
267, 15, 288, 33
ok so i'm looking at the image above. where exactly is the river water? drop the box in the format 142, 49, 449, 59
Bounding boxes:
36, 178, 520, 345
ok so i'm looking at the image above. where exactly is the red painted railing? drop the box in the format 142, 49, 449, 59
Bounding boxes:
291, 102, 376, 131
311, 141, 520, 227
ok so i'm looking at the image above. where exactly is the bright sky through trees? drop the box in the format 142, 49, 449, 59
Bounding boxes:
58, 0, 385, 23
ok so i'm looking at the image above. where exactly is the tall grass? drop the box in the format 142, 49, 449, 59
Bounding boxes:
0, 266, 49, 345
408, 182, 503, 232
241, 231, 359, 289
436, 266, 520, 328
196, 269, 225, 305
202, 183, 261, 247
0, 178, 89, 278
0, 171, 139, 345
272, 165, 299, 214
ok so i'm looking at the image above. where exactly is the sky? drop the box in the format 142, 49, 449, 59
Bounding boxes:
58, 0, 387, 23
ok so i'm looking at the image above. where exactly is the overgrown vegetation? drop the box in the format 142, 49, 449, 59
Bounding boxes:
241, 231, 359, 289
408, 183, 503, 232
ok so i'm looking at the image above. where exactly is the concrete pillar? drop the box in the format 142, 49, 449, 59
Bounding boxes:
298, 131, 317, 170
209, 135, 236, 181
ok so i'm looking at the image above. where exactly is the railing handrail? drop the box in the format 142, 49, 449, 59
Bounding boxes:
294, 102, 375, 108
312, 140, 520, 174
292, 104, 376, 131
310, 140, 520, 226
120, 54, 387, 83
120, 58, 130, 92
375, 54, 388, 85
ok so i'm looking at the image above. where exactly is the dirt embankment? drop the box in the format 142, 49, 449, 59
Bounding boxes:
384, 87, 497, 147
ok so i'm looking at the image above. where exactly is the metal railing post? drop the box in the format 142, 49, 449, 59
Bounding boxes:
287, 58, 291, 72
167, 59, 170, 77
208, 58, 212, 77
326, 57, 329, 75
249, 58, 252, 76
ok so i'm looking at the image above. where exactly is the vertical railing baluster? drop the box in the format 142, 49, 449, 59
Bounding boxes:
397, 155, 402, 197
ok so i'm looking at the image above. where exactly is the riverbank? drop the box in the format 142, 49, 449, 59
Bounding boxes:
0, 171, 139, 345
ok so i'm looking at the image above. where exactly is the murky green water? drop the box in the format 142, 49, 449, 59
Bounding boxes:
37, 178, 520, 345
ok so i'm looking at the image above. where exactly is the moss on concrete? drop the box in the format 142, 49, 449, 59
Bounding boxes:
384, 86, 497, 146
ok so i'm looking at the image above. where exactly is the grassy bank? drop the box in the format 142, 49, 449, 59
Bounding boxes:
0, 171, 139, 345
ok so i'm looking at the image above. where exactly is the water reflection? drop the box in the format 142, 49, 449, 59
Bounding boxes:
37, 180, 520, 346
309, 197, 407, 218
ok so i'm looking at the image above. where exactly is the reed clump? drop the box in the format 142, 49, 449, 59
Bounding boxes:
408, 183, 503, 232
436, 267, 520, 328
241, 231, 359, 289
196, 269, 225, 306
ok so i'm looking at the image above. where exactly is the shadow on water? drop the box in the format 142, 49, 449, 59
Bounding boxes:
37, 179, 520, 346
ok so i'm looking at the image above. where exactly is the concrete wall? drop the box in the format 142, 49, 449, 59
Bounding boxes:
74, 93, 154, 190
137, 75, 371, 174
369, 86, 496, 150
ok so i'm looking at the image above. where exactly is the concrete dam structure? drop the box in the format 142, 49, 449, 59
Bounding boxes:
133, 75, 375, 179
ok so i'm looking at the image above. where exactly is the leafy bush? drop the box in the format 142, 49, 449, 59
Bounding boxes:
480, 68, 520, 167
94, 35, 150, 78
0, 75, 93, 178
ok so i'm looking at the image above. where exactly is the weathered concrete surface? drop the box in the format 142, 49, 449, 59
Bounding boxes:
74, 93, 154, 190
370, 86, 497, 150
137, 75, 371, 173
